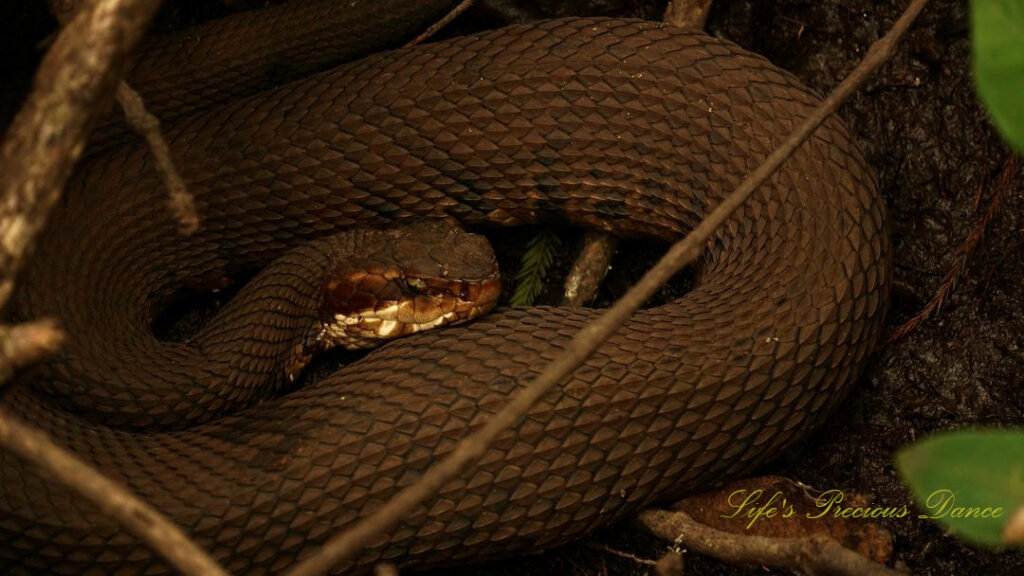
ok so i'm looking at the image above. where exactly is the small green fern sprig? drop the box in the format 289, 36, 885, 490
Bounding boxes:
509, 230, 561, 307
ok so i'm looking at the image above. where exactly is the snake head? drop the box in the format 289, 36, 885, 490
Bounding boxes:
285, 220, 500, 381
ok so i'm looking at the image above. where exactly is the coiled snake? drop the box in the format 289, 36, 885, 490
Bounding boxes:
0, 12, 889, 576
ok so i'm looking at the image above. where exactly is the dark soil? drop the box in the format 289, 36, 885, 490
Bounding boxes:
2, 1, 1021, 575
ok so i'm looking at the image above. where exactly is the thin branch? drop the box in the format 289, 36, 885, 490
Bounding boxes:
282, 1, 930, 574
49, 0, 199, 236
0, 0, 163, 308
637, 508, 904, 576
585, 542, 658, 566
404, 0, 476, 47
0, 408, 230, 576
115, 83, 200, 235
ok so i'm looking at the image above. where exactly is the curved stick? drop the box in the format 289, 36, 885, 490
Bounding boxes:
637, 508, 903, 576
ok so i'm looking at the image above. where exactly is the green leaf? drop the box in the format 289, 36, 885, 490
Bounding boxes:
509, 230, 560, 307
896, 429, 1024, 546
972, 0, 1024, 153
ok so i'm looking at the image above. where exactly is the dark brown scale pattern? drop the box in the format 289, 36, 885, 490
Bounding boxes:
1, 18, 888, 575
93, 0, 461, 149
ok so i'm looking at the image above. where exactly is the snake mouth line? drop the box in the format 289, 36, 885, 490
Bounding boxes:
320, 273, 502, 347
282, 269, 501, 383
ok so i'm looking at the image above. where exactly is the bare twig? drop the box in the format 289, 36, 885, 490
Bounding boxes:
0, 1, 226, 573
887, 154, 1019, 343
585, 542, 658, 566
0, 319, 64, 385
663, 0, 714, 29
0, 408, 229, 576
404, 0, 476, 47
115, 83, 199, 235
0, 0, 163, 308
282, 1, 930, 574
48, 0, 199, 236
637, 508, 904, 576
561, 232, 616, 306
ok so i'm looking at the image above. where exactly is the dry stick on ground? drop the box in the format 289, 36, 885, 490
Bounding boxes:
283, 1, 931, 574
638, 509, 904, 576
584, 542, 659, 567
404, 0, 477, 47
0, 1, 229, 574
0, 409, 230, 576
887, 154, 1019, 343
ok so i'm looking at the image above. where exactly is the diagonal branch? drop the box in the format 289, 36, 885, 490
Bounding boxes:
0, 1, 228, 574
0, 408, 229, 576
404, 0, 476, 47
114, 82, 200, 235
887, 154, 1018, 343
283, 1, 931, 575
0, 0, 162, 308
48, 1, 201, 236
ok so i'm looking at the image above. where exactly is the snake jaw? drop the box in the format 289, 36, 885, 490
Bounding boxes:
284, 271, 499, 383
315, 222, 500, 347
283, 224, 501, 383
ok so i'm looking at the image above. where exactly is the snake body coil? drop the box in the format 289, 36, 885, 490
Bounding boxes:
1, 18, 888, 575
